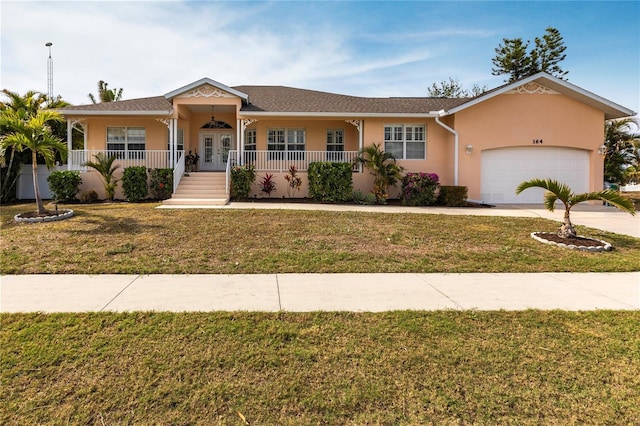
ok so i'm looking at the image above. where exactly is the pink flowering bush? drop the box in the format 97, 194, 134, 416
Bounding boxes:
400, 172, 440, 206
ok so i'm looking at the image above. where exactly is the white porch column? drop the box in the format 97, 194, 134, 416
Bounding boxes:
237, 119, 242, 166
66, 119, 73, 170
240, 119, 258, 166
346, 119, 364, 173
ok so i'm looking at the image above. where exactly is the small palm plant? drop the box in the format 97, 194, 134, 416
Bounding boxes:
357, 143, 404, 203
84, 153, 121, 201
515, 178, 636, 238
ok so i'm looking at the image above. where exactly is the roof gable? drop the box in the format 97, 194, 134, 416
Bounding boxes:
448, 72, 635, 120
165, 78, 248, 102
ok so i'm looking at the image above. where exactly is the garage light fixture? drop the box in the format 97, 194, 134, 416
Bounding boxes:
466, 144, 473, 155
598, 144, 607, 156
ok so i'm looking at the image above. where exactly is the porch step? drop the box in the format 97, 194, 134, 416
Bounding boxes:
163, 172, 229, 206
162, 198, 229, 206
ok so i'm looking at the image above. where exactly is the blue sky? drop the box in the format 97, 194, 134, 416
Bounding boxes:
1, 1, 638, 114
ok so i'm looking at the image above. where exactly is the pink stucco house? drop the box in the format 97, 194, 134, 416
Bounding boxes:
58, 72, 635, 204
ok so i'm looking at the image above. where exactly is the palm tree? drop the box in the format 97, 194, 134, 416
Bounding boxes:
357, 143, 403, 203
515, 178, 636, 238
83, 153, 120, 200
1, 90, 74, 203
88, 80, 123, 104
604, 118, 640, 184
0, 108, 67, 214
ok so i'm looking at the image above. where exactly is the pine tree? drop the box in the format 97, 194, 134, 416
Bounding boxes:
492, 27, 568, 82
491, 38, 532, 82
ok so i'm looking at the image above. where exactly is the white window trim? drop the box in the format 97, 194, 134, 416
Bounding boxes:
267, 128, 306, 152
384, 124, 426, 160
245, 128, 257, 150
107, 126, 146, 151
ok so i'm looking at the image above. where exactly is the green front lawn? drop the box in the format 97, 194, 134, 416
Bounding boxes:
2, 311, 639, 424
1, 203, 639, 274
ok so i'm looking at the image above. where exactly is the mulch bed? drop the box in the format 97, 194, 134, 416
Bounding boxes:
235, 197, 492, 208
534, 233, 605, 248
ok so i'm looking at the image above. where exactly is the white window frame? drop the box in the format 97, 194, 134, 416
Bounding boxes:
167, 128, 184, 152
245, 128, 257, 151
107, 126, 146, 159
268, 128, 306, 160
384, 124, 426, 160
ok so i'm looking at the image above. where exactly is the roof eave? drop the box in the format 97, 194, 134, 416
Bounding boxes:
58, 110, 173, 116
239, 111, 440, 118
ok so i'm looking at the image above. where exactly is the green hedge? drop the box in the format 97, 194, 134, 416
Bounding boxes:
47, 170, 82, 202
308, 162, 353, 202
150, 168, 173, 200
437, 185, 468, 207
231, 165, 257, 199
122, 166, 148, 202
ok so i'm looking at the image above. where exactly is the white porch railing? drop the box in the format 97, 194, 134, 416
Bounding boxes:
229, 150, 359, 172
173, 151, 185, 194
69, 150, 180, 171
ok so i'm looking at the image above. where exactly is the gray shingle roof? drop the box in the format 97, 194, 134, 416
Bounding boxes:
235, 86, 468, 114
58, 87, 468, 116
58, 96, 172, 114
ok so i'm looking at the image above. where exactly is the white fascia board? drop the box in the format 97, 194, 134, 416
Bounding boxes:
165, 77, 249, 101
58, 110, 172, 116
240, 111, 440, 118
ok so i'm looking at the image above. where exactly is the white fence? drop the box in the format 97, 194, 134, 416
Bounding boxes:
621, 183, 640, 192
69, 150, 179, 171
231, 150, 360, 172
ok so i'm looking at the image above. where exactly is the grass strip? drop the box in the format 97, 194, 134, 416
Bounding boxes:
2, 311, 639, 424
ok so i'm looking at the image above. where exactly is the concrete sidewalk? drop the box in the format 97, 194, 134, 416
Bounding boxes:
2, 273, 638, 313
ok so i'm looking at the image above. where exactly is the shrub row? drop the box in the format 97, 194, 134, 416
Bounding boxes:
47, 168, 173, 202
230, 162, 468, 206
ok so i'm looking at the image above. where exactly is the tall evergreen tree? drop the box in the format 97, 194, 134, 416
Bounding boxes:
491, 38, 532, 82
492, 27, 568, 82
530, 27, 568, 79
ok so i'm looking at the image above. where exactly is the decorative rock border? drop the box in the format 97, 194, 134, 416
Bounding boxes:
14, 209, 74, 223
530, 232, 612, 252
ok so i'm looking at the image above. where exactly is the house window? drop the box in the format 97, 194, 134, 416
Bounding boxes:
326, 129, 344, 161
384, 124, 425, 160
244, 128, 257, 164
167, 128, 184, 152
108, 127, 146, 159
268, 128, 305, 160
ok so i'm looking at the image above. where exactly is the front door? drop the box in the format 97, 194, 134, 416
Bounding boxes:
199, 132, 233, 171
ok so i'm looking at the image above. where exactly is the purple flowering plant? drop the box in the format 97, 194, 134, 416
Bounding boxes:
400, 172, 440, 206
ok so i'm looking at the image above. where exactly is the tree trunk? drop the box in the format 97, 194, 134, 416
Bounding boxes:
32, 151, 46, 214
558, 207, 577, 238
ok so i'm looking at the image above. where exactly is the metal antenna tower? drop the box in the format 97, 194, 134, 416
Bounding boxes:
45, 42, 53, 99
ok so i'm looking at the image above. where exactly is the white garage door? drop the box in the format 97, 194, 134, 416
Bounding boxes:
480, 147, 589, 204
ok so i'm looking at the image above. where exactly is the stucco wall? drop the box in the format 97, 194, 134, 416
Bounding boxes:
77, 117, 169, 151
453, 92, 605, 200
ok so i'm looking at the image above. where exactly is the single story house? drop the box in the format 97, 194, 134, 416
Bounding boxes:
57, 72, 635, 204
